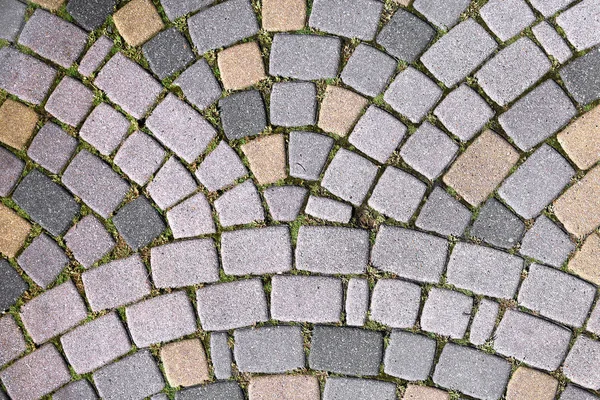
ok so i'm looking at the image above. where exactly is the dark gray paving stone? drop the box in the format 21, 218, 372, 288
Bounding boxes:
0, 0, 26, 42
45, 76, 94, 127
13, 169, 80, 236
270, 81, 317, 127
64, 215, 114, 269
176, 382, 243, 400
288, 131, 334, 181
53, 380, 98, 400
195, 141, 247, 191
469, 298, 499, 346
421, 287, 473, 339
384, 66, 442, 123
79, 103, 129, 156
520, 215, 575, 267
114, 131, 166, 185
0, 146, 24, 197
529, 0, 575, 17
377, 9, 435, 62
564, 336, 600, 391
78, 36, 113, 77
309, 0, 382, 40
368, 166, 427, 222
323, 378, 396, 400
0, 315, 26, 367
210, 332, 232, 379
0, 47, 56, 105
269, 33, 341, 80
305, 195, 352, 223
188, 0, 259, 54
0, 259, 27, 312
533, 21, 572, 64
214, 180, 264, 227
61, 312, 131, 374
557, 0, 600, 51
384, 330, 436, 381
413, 0, 470, 29
346, 278, 369, 327
17, 233, 67, 288
173, 59, 221, 110
234, 326, 304, 373
322, 149, 378, 206
27, 122, 77, 174
113, 197, 166, 250
162, 0, 212, 20
480, 0, 535, 41
309, 326, 383, 376
341, 44, 396, 97
470, 198, 525, 249
264, 185, 307, 222
370, 279, 421, 328
494, 310, 572, 371
143, 27, 194, 80
93, 350, 164, 400
560, 384, 600, 400
416, 186, 472, 237
147, 157, 197, 210
166, 192, 216, 238
433, 343, 511, 400
67, 0, 115, 31
219, 90, 266, 140
560, 47, 600, 105
349, 106, 406, 163
271, 275, 343, 323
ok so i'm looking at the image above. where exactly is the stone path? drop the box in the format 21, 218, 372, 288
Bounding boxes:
0, 0, 599, 399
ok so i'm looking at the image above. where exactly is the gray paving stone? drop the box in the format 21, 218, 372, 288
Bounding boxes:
66, 0, 115, 31
323, 378, 396, 400
0, 47, 56, 105
384, 330, 436, 381
476, 38, 551, 106
270, 81, 317, 127
53, 380, 98, 400
20, 280, 87, 344
305, 195, 352, 223
210, 332, 232, 379
322, 149, 378, 206
377, 9, 435, 62
560, 47, 600, 105
469, 298, 499, 346
470, 198, 525, 249
384, 66, 442, 123
166, 192, 216, 238
17, 233, 68, 288
234, 326, 304, 373
196, 279, 269, 331
45, 76, 94, 127
93, 350, 164, 400
112, 196, 166, 250
173, 59, 221, 110
560, 384, 599, 400
368, 166, 427, 222
413, 0, 470, 29
533, 21, 573, 64
498, 144, 575, 219
494, 310, 572, 371
0, 0, 26, 42
143, 28, 194, 80
162, 0, 211, 20
433, 343, 511, 400
176, 382, 243, 400
421, 287, 472, 339
82, 254, 151, 311
27, 122, 77, 174
557, 0, 600, 51
499, 80, 576, 151
79, 103, 129, 156
147, 157, 197, 210
0, 147, 24, 197
219, 90, 266, 140
221, 226, 292, 275
346, 278, 369, 327
341, 44, 396, 97
529, 0, 575, 16
195, 141, 247, 191
309, 0, 382, 40
0, 315, 26, 367
370, 279, 421, 328
271, 275, 343, 323
263, 185, 307, 222
520, 215, 575, 267
12, 169, 80, 236
269, 33, 341, 80
78, 36, 113, 77
349, 106, 406, 163
480, 0, 535, 41
288, 131, 334, 180
0, 260, 27, 312
586, 303, 600, 335
564, 336, 600, 390
214, 180, 264, 227
114, 131, 166, 185
446, 242, 523, 298
416, 186, 472, 237
60, 312, 131, 374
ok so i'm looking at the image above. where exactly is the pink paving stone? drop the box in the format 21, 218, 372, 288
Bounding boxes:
27, 122, 77, 174
0, 47, 57, 105
45, 76, 94, 127
78, 35, 114, 77
79, 103, 130, 156
64, 215, 115, 268
0, 315, 26, 367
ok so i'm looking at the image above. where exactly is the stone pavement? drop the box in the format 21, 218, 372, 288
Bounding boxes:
0, 0, 600, 399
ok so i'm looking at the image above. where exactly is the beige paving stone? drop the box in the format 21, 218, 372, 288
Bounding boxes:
0, 203, 31, 258
403, 384, 449, 400
318, 85, 368, 137
393, 0, 412, 5
248, 375, 320, 400
30, 0, 65, 10
558, 104, 600, 170
506, 367, 558, 400
554, 165, 600, 237
160, 339, 210, 387
113, 0, 164, 47
0, 99, 39, 150
568, 233, 600, 285
262, 0, 306, 31
218, 42, 266, 90
241, 134, 287, 184
443, 130, 520, 206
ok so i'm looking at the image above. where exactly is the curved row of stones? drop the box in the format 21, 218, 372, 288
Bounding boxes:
1, 0, 600, 399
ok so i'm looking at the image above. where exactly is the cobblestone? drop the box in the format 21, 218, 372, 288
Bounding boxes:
421, 288, 472, 339
305, 195, 352, 223
113, 196, 166, 250
218, 41, 266, 91
79, 103, 129, 156
554, 165, 600, 237
415, 186, 472, 237
195, 141, 247, 192
413, 0, 470, 29
370, 279, 421, 328
0, 211, 30, 265
173, 59, 221, 110
161, 339, 209, 387
45, 76, 94, 127
219, 90, 267, 140
67, 0, 115, 31
377, 9, 435, 62
27, 122, 77, 174
469, 298, 499, 346
214, 180, 265, 227
0, 0, 26, 42
0, 48, 56, 105
346, 278, 369, 327
114, 131, 166, 185
560, 47, 600, 105
318, 85, 368, 137
557, 0, 600, 51
263, 185, 307, 222
563, 336, 600, 390
480, 0, 535, 41
241, 134, 287, 184
112, 0, 163, 47
0, 315, 26, 367
17, 233, 67, 288
341, 44, 396, 97
309, 0, 382, 41
470, 198, 525, 249
78, 36, 113, 77
269, 34, 341, 80
288, 131, 334, 181
519, 216, 576, 267
506, 366, 558, 400
248, 375, 320, 400
384, 330, 436, 381
143, 28, 195, 80
323, 378, 396, 400
349, 106, 406, 163
53, 380, 98, 400
533, 21, 573, 64
568, 233, 600, 285
147, 157, 197, 210
262, 0, 306, 31
177, 382, 243, 400
322, 149, 378, 206
558, 104, 600, 170
270, 81, 317, 127
384, 66, 442, 123
0, 147, 24, 197
210, 332, 232, 379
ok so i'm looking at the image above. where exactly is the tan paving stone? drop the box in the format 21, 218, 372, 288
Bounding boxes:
248, 375, 320, 400
443, 130, 519, 206
554, 165, 600, 237
506, 367, 558, 400
30, 0, 65, 10
568, 233, 600, 285
113, 0, 164, 47
318, 85, 368, 137
0, 203, 31, 258
262, 0, 306, 31
393, 0, 412, 5
241, 134, 287, 184
558, 104, 600, 170
160, 339, 210, 387
0, 99, 39, 150
218, 42, 266, 90
403, 384, 449, 400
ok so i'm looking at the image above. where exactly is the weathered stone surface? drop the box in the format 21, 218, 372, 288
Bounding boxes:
560, 384, 599, 400
533, 21, 572, 64
241, 134, 287, 184
27, 122, 77, 174
370, 279, 421, 328
114, 131, 166, 186
17, 233, 67, 288
384, 66, 442, 123
322, 148, 378, 206
210, 332, 232, 379
147, 157, 197, 210
112, 0, 164, 47
0, 315, 26, 367
318, 85, 368, 137
349, 106, 406, 163
174, 59, 221, 110
264, 186, 307, 222
323, 378, 396, 400
262, 0, 306, 31
0, 147, 24, 197
270, 81, 317, 127
377, 9, 435, 62
563, 336, 600, 390
0, 207, 30, 261
218, 41, 266, 90
160, 0, 211, 20
143, 27, 195, 80
341, 44, 396, 97
305, 195, 352, 223
67, 0, 115, 31
469, 198, 525, 249
177, 382, 243, 400
78, 36, 113, 77
53, 380, 98, 400
79, 103, 129, 156
415, 186, 472, 237
161, 339, 209, 387
413, 0, 470, 29
195, 141, 247, 191
214, 180, 265, 227
557, 0, 600, 51
288, 131, 334, 181
506, 366, 558, 400
113, 196, 166, 250
560, 47, 600, 105
554, 165, 600, 237
568, 233, 600, 285
469, 299, 499, 346
309, 0, 383, 40
529, 0, 574, 17
219, 90, 267, 140
558, 104, 600, 170
480, 0, 535, 41
520, 215, 575, 268
248, 375, 320, 400
421, 288, 472, 339
384, 330, 436, 381
0, 0, 26, 42
0, 47, 56, 105
45, 76, 94, 127
346, 278, 369, 327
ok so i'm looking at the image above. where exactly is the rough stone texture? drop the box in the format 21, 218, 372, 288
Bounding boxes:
0, 47, 56, 106
248, 375, 320, 400
305, 195, 352, 223
533, 21, 572, 64
0, 98, 39, 150
17, 233, 67, 288
349, 106, 406, 163
318, 85, 368, 137
288, 131, 334, 180
210, 332, 232, 379
270, 81, 317, 127
112, 0, 164, 46
30, 0, 65, 10
563, 336, 600, 390
415, 186, 472, 237
403, 385, 450, 400
114, 131, 166, 185
177, 382, 244, 400
264, 185, 307, 222
0, 315, 26, 367
67, 0, 115, 31
469, 298, 499, 346
195, 141, 247, 191
560, 47, 600, 105
0, 206, 30, 261
346, 278, 369, 327
558, 104, 600, 170
309, 0, 382, 41
506, 366, 558, 400
341, 44, 396, 97
113, 197, 166, 250
568, 233, 600, 285
53, 380, 98, 400
0, 0, 26, 42
377, 9, 435, 62
529, 0, 574, 17
557, 0, 600, 51
79, 103, 129, 156
480, 0, 535, 41
469, 198, 525, 249
27, 122, 77, 174
384, 66, 442, 123
561, 385, 600, 400
78, 36, 113, 76
421, 288, 473, 339
166, 193, 216, 239
322, 148, 378, 206
174, 59, 222, 110
413, 0, 470, 29
218, 41, 266, 90
219, 90, 267, 140
214, 180, 265, 227
370, 279, 421, 328
161, 0, 211, 20
262, 0, 306, 31
520, 215, 575, 267
147, 157, 197, 210
242, 134, 287, 184
555, 165, 600, 237
369, 167, 427, 222
161, 339, 209, 387
0, 147, 24, 197
143, 27, 194, 80
384, 330, 436, 381
45, 76, 94, 127
323, 378, 396, 400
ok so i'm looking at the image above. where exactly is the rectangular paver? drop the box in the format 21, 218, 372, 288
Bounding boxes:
384, 330, 436, 381
370, 279, 421, 328
0, 47, 56, 105
270, 34, 341, 80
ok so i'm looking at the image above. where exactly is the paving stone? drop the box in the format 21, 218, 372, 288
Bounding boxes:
0, 98, 39, 150
557, 0, 600, 51
167, 192, 216, 238
403, 385, 450, 400
309, 0, 382, 40
221, 226, 292, 275
269, 33, 341, 80
234, 326, 304, 373
0, 344, 71, 400
370, 279, 421, 328
0, 315, 26, 367
377, 9, 435, 62
421, 19, 498, 87
341, 44, 396, 97
53, 380, 98, 400
78, 36, 113, 76
147, 157, 197, 210
270, 81, 317, 127
143, 28, 194, 80
45, 76, 94, 127
30, 0, 65, 10
322, 149, 378, 206
188, 0, 259, 54
346, 278, 369, 327
349, 106, 406, 163
555, 166, 600, 237
79, 103, 129, 156
219, 90, 267, 140
17, 233, 68, 288
568, 233, 600, 285
249, 375, 320, 400
60, 312, 131, 374
494, 310, 572, 371
195, 141, 247, 191
0, 206, 30, 260
67, 0, 115, 31
242, 134, 287, 184
20, 280, 87, 344
95, 52, 162, 119
476, 38, 551, 106
470, 198, 525, 249
210, 332, 232, 379
93, 350, 164, 400
113, 0, 163, 46
305, 195, 353, 223
520, 215, 574, 267
271, 275, 343, 323
161, 0, 211, 19
173, 59, 221, 110
176, 382, 244, 400
560, 47, 600, 105
262, 0, 306, 31
433, 343, 511, 400
434, 84, 494, 142
421, 288, 472, 339
563, 336, 600, 390
560, 384, 600, 400
264, 185, 307, 222
469, 298, 499, 346
0, 147, 24, 196
0, 47, 56, 105
214, 180, 265, 227
82, 254, 151, 311
372, 225, 448, 283
533, 22, 573, 64
318, 85, 368, 137
13, 169, 79, 236
114, 131, 166, 185
368, 166, 427, 222
384, 66, 442, 123
586, 302, 600, 335
113, 197, 166, 250
161, 339, 209, 387
323, 377, 396, 400
0, 0, 26, 42
288, 131, 334, 180
415, 186, 472, 237
558, 104, 600, 170
196, 279, 269, 331
529, 0, 575, 16
27, 122, 77, 175
506, 366, 559, 400
384, 330, 436, 381
413, 0, 470, 29
218, 41, 266, 90
480, 0, 535, 41
446, 242, 523, 298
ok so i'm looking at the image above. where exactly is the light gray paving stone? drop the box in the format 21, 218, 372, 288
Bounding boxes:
79, 103, 129, 156
341, 44, 396, 97
413, 0, 470, 29
560, 47, 600, 105
494, 310, 572, 371
270, 81, 317, 127
433, 343, 511, 400
0, 47, 56, 105
53, 380, 98, 400
377, 9, 435, 62
469, 198, 525, 249
219, 90, 267, 140
498, 144, 575, 219
196, 279, 268, 331
384, 330, 436, 381
271, 275, 343, 323
370, 279, 421, 328
0, 146, 24, 197
45, 76, 94, 127
0, 0, 26, 42
346, 278, 369, 327
384, 66, 442, 123
82, 254, 151, 312
416, 186, 472, 237
309, 0, 382, 40
17, 233, 68, 288
446, 242, 523, 298
288, 131, 334, 180
564, 336, 600, 390
147, 157, 197, 210
176, 382, 243, 400
221, 226, 292, 275
560, 384, 600, 400
476, 38, 551, 106
499, 80, 576, 151
60, 312, 131, 374
27, 122, 77, 174
529, 0, 575, 17
521, 216, 575, 267
173, 59, 221, 110
533, 21, 573, 64
214, 180, 264, 227
234, 326, 304, 373
349, 106, 406, 163
78, 36, 113, 77
195, 141, 247, 192
93, 350, 164, 400
323, 378, 396, 400
112, 196, 166, 251
557, 0, 600, 51
142, 28, 195, 80
322, 149, 378, 206
480, 0, 535, 41
210, 332, 232, 379
305, 195, 352, 223
161, 0, 211, 20
296, 226, 369, 274
0, 315, 26, 367
371, 225, 448, 283
421, 288, 473, 339
166, 193, 215, 239
469, 298, 499, 346
269, 33, 341, 80
264, 185, 307, 222
586, 303, 600, 335
114, 131, 166, 185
